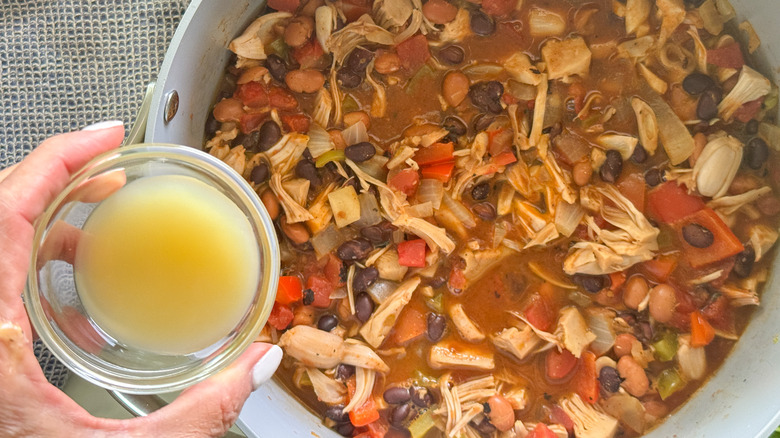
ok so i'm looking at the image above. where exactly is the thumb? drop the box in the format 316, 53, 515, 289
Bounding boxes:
129, 343, 283, 437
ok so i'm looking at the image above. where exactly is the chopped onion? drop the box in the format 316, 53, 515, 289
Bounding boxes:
353, 193, 383, 228
602, 394, 646, 434
507, 79, 537, 101
358, 154, 389, 181
492, 221, 508, 248
586, 310, 616, 356
643, 86, 694, 165
554, 200, 585, 237
442, 193, 476, 228
367, 279, 397, 303
417, 179, 443, 210
329, 287, 347, 299
342, 120, 368, 146
462, 63, 504, 80
406, 201, 434, 218
311, 224, 345, 258
306, 123, 334, 159
759, 122, 780, 150
528, 7, 566, 37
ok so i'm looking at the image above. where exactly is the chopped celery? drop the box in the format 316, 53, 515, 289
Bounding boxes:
413, 370, 438, 386
657, 368, 685, 400
406, 65, 434, 95
426, 293, 444, 313
409, 408, 436, 438
268, 37, 289, 58
652, 330, 678, 362
342, 94, 359, 114
764, 85, 779, 111
315, 149, 346, 168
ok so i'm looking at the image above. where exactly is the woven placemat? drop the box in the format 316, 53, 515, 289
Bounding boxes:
0, 0, 191, 386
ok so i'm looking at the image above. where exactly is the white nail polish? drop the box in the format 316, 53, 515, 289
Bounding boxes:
81, 120, 124, 131
252, 345, 283, 391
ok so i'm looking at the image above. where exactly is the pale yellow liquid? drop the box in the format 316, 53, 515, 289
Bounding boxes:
75, 174, 260, 355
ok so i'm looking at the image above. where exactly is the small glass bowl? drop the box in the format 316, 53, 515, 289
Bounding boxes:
24, 144, 279, 394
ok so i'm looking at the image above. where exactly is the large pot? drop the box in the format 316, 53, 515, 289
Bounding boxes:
146, 1, 780, 436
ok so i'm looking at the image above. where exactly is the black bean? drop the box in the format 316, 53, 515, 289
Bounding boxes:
471, 182, 490, 200
599, 366, 623, 393
346, 47, 373, 73
437, 45, 465, 65
325, 404, 350, 422
337, 238, 373, 261
317, 314, 339, 332
573, 273, 610, 293
411, 387, 435, 407
334, 365, 355, 383
345, 141, 377, 162
234, 130, 261, 151
746, 119, 759, 135
427, 313, 446, 342
745, 137, 769, 170
302, 288, 315, 305
631, 144, 647, 164
361, 222, 394, 243
337, 68, 363, 88
303, 147, 314, 162
353, 266, 379, 292
384, 386, 412, 404
472, 202, 497, 221
600, 149, 623, 183
258, 121, 282, 151
682, 223, 714, 248
429, 275, 447, 289
443, 115, 467, 136
469, 81, 504, 114
682, 73, 716, 96
205, 113, 219, 137
734, 245, 755, 278
265, 54, 289, 82
355, 292, 375, 322
697, 88, 722, 121
645, 168, 664, 187
250, 162, 269, 185
295, 159, 320, 188
469, 10, 495, 36
390, 404, 411, 427
472, 113, 496, 132
335, 421, 355, 437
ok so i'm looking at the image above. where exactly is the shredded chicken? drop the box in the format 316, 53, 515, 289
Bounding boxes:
560, 393, 619, 438
229, 12, 293, 63
359, 277, 421, 348
555, 307, 597, 358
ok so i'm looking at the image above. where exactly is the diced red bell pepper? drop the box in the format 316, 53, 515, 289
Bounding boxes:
690, 310, 716, 347
701, 294, 735, 333
617, 172, 646, 212
640, 254, 678, 282
306, 275, 333, 308
414, 142, 454, 166
448, 265, 466, 291
524, 293, 555, 332
420, 161, 455, 182
323, 253, 345, 287
281, 113, 310, 133
545, 348, 578, 380
347, 377, 381, 427
528, 423, 559, 438
268, 86, 299, 110
391, 306, 427, 345
240, 112, 267, 134
396, 34, 431, 72
568, 82, 587, 114
608, 271, 627, 292
292, 39, 325, 69
492, 151, 518, 166
363, 419, 390, 438
574, 351, 599, 404
267, 0, 300, 12
388, 168, 420, 196
268, 303, 294, 330
235, 81, 269, 107
671, 208, 744, 269
733, 97, 764, 123
481, 0, 516, 16
646, 182, 706, 224
397, 239, 427, 267
276, 276, 303, 305
707, 42, 745, 69
337, 0, 372, 22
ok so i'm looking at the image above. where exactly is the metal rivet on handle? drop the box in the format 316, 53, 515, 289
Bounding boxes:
163, 90, 179, 124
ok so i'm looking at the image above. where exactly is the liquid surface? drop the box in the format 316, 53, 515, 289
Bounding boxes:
75, 174, 260, 355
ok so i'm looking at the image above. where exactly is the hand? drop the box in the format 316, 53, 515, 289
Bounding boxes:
0, 121, 282, 437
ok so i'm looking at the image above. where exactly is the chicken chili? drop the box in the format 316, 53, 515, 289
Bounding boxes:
205, 0, 780, 436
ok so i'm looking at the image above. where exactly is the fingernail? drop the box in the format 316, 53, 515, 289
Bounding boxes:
81, 120, 124, 131
252, 345, 283, 391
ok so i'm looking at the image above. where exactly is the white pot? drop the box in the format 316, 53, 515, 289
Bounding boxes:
146, 1, 780, 436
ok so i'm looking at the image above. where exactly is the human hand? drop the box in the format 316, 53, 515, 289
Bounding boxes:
0, 121, 282, 437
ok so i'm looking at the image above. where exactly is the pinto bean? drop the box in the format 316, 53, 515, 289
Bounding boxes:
285, 69, 326, 94
280, 218, 310, 245
237, 66, 270, 84
572, 160, 592, 186
284, 16, 314, 48
617, 356, 649, 397
422, 0, 458, 24
613, 333, 638, 357
442, 71, 470, 107
623, 275, 649, 310
374, 52, 401, 74
648, 283, 677, 323
486, 394, 515, 432
343, 111, 371, 128
260, 189, 280, 220
213, 98, 245, 123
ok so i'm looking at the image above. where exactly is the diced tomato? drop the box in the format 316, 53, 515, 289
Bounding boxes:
391, 306, 427, 345
574, 351, 599, 404
671, 208, 744, 269
524, 294, 555, 332
646, 181, 706, 224
481, 0, 515, 16
487, 128, 514, 157
388, 168, 421, 196
397, 239, 427, 267
268, 303, 294, 330
502, 92, 518, 105
701, 294, 735, 333
349, 397, 380, 427
690, 311, 716, 347
240, 112, 267, 134
617, 172, 646, 212
235, 81, 268, 107
281, 113, 310, 133
276, 276, 303, 305
448, 266, 466, 292
568, 82, 587, 114
337, 0, 372, 22
640, 254, 678, 282
415, 142, 454, 166
364, 419, 390, 438
733, 97, 764, 123
707, 42, 745, 69
268, 86, 299, 110
268, 0, 300, 12
323, 253, 345, 287
545, 348, 578, 380
528, 423, 559, 438
306, 275, 333, 308
609, 271, 627, 292
292, 39, 325, 69
420, 161, 455, 182
548, 405, 574, 435
492, 151, 517, 166
396, 34, 431, 72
